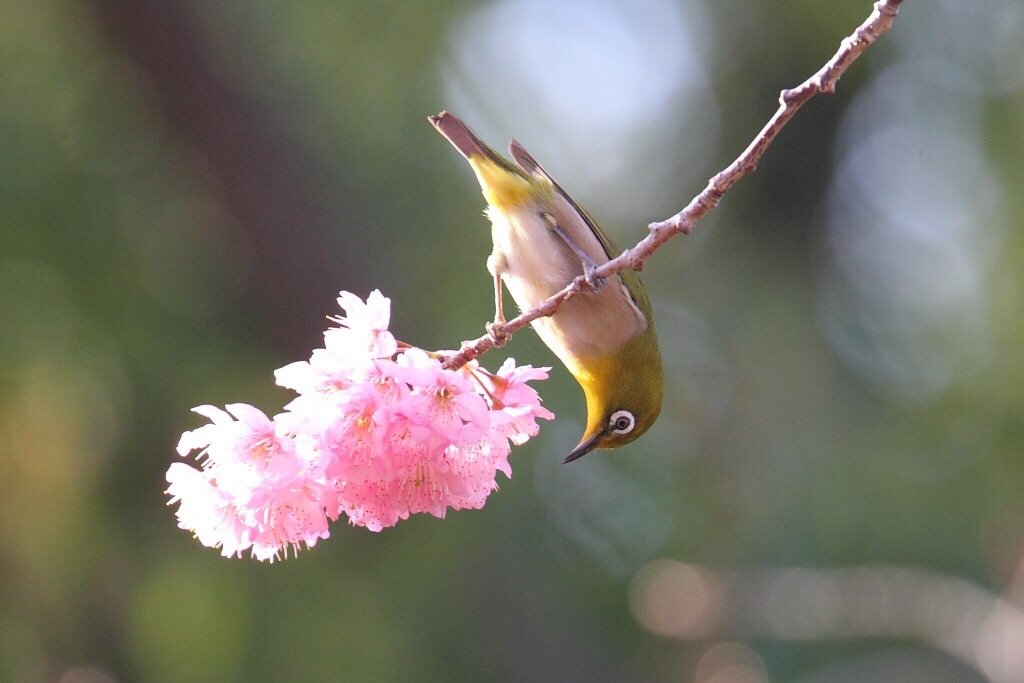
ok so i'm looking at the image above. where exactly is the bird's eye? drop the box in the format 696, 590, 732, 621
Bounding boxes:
608, 410, 635, 435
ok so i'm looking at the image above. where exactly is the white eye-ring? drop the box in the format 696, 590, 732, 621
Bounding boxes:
608, 410, 636, 435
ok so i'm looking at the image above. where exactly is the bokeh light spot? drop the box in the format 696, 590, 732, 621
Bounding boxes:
694, 642, 769, 683
629, 559, 725, 638
440, 0, 719, 222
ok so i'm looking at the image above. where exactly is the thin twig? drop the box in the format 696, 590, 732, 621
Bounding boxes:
442, 0, 904, 371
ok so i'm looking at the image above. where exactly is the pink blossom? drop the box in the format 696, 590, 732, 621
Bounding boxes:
392, 350, 490, 444
320, 386, 391, 483
167, 290, 553, 560
170, 403, 330, 561
335, 479, 405, 532
485, 359, 555, 444
166, 463, 251, 558
327, 289, 397, 359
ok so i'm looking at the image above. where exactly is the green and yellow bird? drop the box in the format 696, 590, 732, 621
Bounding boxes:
430, 111, 663, 462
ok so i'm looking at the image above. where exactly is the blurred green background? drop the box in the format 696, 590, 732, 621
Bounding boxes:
2, 0, 1023, 681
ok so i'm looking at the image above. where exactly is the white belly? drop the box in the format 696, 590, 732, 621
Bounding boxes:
487, 200, 646, 364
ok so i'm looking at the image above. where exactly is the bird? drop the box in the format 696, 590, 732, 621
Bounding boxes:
429, 111, 662, 462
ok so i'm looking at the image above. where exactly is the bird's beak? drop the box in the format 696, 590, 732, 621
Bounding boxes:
562, 430, 603, 464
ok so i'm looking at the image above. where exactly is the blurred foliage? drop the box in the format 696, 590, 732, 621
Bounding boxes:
1, 0, 1023, 681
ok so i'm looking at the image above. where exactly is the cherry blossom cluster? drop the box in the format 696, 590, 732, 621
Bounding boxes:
167, 290, 552, 561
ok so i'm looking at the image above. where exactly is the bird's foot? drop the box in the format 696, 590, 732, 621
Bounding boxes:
486, 321, 510, 347
583, 262, 607, 293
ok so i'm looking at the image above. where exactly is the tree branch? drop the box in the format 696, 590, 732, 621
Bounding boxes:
442, 0, 904, 371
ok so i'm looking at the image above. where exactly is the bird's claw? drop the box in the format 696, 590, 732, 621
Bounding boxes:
583, 264, 606, 293
486, 321, 510, 347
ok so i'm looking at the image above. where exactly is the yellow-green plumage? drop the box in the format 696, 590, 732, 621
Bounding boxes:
430, 111, 662, 462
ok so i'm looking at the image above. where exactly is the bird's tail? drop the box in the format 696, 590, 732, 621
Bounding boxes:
429, 112, 523, 175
